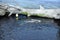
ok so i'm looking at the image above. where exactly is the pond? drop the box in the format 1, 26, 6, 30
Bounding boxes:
0, 16, 60, 40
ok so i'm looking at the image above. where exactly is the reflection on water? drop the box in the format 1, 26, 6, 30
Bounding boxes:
0, 16, 60, 40
57, 29, 60, 40
54, 20, 60, 40
54, 19, 60, 26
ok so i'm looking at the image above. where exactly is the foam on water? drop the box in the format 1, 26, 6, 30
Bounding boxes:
24, 19, 41, 23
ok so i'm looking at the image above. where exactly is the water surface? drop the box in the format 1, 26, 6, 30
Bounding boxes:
0, 16, 60, 40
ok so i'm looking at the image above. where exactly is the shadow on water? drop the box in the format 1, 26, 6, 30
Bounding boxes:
57, 28, 60, 40
54, 19, 60, 40
0, 17, 8, 40
0, 16, 16, 40
0, 26, 4, 40
54, 19, 60, 26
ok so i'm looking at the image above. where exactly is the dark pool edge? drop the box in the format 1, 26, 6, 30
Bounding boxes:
0, 14, 60, 20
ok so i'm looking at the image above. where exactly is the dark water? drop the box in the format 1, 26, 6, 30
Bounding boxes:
0, 16, 60, 40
